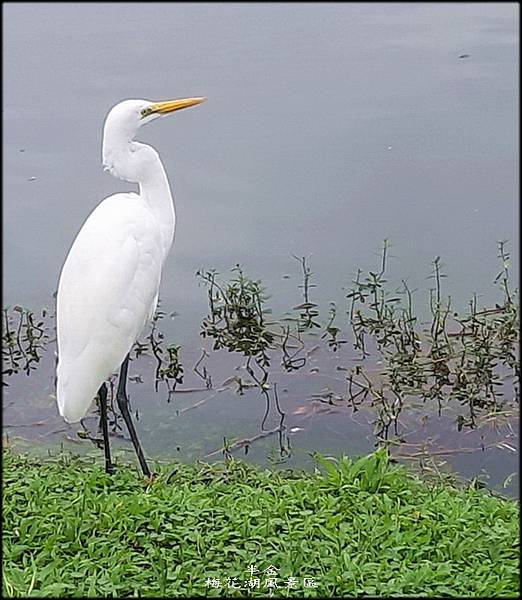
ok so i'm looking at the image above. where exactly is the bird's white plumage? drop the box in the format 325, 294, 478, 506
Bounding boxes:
56, 97, 204, 423
56, 193, 163, 422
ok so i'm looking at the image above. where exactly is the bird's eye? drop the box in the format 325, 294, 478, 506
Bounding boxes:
140, 107, 153, 119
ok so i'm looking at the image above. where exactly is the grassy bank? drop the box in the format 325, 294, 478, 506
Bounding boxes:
3, 448, 519, 598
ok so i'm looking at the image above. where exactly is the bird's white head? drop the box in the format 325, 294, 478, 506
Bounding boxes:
102, 97, 206, 182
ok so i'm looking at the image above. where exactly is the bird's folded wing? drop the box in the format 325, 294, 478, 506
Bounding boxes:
57, 194, 162, 370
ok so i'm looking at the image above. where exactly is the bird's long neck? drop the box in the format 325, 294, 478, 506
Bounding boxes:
104, 139, 175, 257
137, 148, 176, 256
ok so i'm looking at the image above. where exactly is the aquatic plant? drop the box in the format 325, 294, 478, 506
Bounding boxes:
344, 240, 519, 439
2, 242, 518, 457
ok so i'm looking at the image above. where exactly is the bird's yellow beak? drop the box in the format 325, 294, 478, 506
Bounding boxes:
141, 97, 206, 119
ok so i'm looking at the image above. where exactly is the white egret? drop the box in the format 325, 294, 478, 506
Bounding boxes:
56, 97, 206, 476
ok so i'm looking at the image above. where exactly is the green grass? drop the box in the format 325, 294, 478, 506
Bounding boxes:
2, 448, 519, 598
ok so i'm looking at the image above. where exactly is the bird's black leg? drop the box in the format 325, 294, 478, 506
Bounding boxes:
98, 383, 115, 475
116, 354, 152, 477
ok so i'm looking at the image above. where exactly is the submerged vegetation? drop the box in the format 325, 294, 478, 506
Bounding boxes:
345, 240, 519, 439
2, 305, 50, 379
2, 241, 519, 461
3, 448, 519, 598
195, 241, 518, 450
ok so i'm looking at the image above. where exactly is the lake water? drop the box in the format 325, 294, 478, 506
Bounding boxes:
3, 3, 519, 496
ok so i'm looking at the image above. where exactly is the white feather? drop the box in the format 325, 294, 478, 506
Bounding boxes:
56, 193, 163, 422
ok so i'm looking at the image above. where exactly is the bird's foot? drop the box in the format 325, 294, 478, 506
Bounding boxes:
143, 471, 159, 487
